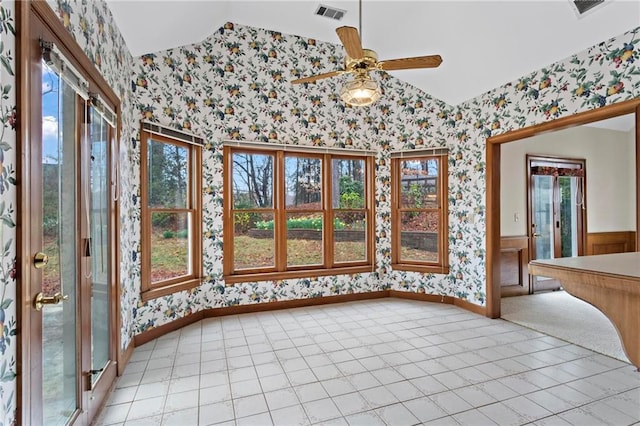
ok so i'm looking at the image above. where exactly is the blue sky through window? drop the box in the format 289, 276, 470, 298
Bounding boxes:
42, 61, 61, 164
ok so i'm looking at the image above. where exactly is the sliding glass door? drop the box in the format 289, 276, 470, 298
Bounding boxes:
24, 3, 120, 424
528, 156, 585, 292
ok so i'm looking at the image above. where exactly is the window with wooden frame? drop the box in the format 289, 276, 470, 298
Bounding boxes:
223, 145, 374, 283
140, 124, 203, 301
391, 151, 449, 274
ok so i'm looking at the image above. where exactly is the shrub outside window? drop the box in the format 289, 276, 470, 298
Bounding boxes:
223, 146, 374, 283
391, 154, 449, 274
140, 129, 202, 300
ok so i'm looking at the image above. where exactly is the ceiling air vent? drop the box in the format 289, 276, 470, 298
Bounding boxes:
315, 4, 346, 20
570, 0, 606, 16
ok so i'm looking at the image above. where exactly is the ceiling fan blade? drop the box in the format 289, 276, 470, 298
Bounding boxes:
379, 55, 443, 71
336, 26, 363, 59
291, 70, 343, 84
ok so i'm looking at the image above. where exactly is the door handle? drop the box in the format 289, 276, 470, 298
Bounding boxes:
33, 292, 69, 311
34, 252, 49, 269
532, 233, 541, 238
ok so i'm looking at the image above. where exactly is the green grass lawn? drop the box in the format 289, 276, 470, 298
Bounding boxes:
400, 246, 439, 263
151, 232, 189, 282
48, 232, 437, 284
233, 235, 367, 270
150, 233, 438, 278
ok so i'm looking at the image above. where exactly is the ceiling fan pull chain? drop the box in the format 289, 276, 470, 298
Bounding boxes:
359, 0, 362, 41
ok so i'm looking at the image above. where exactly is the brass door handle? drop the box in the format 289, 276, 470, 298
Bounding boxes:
532, 233, 541, 238
34, 252, 49, 269
33, 292, 69, 311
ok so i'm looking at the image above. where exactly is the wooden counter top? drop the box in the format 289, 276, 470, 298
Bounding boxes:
529, 252, 640, 370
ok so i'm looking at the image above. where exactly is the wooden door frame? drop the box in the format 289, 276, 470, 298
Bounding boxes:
17, 1, 121, 424
486, 99, 640, 319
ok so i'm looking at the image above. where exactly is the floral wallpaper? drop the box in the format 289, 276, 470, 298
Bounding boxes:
393, 26, 640, 301
132, 23, 459, 333
0, 0, 638, 422
133, 22, 640, 332
0, 1, 17, 423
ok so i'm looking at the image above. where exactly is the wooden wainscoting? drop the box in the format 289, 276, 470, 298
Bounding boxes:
500, 236, 530, 297
586, 231, 636, 256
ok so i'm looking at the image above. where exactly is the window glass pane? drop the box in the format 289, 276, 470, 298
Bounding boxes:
147, 139, 189, 209
400, 159, 439, 209
285, 156, 322, 209
400, 211, 439, 263
89, 107, 110, 383
332, 158, 365, 209
232, 152, 274, 208
334, 211, 366, 263
150, 212, 191, 282
234, 212, 275, 270
286, 212, 323, 267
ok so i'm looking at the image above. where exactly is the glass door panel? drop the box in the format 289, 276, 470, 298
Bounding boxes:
532, 175, 554, 260
41, 61, 78, 426
89, 107, 110, 384
531, 174, 558, 291
529, 158, 585, 293
559, 176, 580, 258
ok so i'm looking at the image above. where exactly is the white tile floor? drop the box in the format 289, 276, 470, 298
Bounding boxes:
95, 299, 640, 425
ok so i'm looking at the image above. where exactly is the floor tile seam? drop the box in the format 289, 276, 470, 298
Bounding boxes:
466, 354, 598, 377
521, 389, 638, 421
125, 393, 168, 422
436, 368, 640, 407
471, 378, 636, 416
422, 395, 531, 423
526, 362, 634, 386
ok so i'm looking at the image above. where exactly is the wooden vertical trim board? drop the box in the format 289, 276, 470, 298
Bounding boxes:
16, 2, 31, 424
367, 155, 376, 266
486, 141, 501, 318
636, 103, 640, 252
440, 156, 450, 273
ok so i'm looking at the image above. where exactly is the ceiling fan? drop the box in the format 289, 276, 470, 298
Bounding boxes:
291, 3, 442, 106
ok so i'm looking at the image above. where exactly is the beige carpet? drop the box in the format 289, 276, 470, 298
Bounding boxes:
501, 291, 630, 363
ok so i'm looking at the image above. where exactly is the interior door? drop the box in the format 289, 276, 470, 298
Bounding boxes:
528, 156, 585, 292
25, 4, 118, 424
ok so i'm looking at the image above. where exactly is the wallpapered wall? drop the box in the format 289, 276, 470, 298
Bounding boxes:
0, 1, 18, 423
0, 0, 637, 422
133, 22, 640, 333
132, 23, 461, 334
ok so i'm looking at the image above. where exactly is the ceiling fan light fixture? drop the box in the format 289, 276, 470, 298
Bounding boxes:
340, 75, 381, 107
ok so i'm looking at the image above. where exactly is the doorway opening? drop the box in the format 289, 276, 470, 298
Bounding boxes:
486, 99, 640, 319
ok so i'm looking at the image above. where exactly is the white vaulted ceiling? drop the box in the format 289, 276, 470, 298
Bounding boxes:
105, 0, 640, 106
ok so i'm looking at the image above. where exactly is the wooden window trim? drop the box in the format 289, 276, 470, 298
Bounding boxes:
391, 154, 449, 273
140, 129, 202, 302
223, 146, 374, 283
